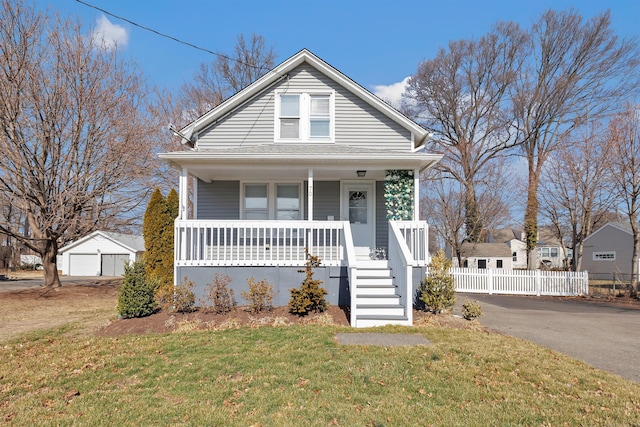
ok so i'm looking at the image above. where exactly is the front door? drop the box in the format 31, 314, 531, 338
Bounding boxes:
343, 182, 375, 258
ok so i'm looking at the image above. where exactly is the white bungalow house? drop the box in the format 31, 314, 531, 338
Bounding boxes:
454, 242, 513, 269
160, 49, 442, 327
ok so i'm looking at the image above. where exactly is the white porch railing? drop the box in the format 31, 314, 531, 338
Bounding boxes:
175, 220, 346, 267
388, 221, 415, 325
451, 267, 589, 296
395, 220, 430, 266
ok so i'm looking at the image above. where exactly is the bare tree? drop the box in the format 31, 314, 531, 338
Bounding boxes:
539, 121, 616, 271
405, 22, 525, 242
608, 104, 640, 297
0, 1, 153, 287
421, 158, 515, 265
512, 9, 640, 268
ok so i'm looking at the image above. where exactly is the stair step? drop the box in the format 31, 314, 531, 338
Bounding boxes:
356, 304, 405, 316
356, 269, 393, 278
355, 314, 410, 328
357, 294, 401, 305
356, 277, 394, 286
356, 284, 397, 295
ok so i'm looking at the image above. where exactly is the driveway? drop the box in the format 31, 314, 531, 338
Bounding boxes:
0, 275, 119, 292
457, 294, 640, 383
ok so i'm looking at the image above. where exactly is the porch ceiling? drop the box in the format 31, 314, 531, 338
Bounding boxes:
159, 144, 442, 182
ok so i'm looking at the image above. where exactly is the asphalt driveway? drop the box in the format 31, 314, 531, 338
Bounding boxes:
457, 293, 640, 383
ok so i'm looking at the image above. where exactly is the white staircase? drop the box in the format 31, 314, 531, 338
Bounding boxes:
353, 260, 409, 327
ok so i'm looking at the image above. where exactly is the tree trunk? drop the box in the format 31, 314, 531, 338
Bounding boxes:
525, 162, 540, 270
464, 185, 483, 243
42, 239, 61, 288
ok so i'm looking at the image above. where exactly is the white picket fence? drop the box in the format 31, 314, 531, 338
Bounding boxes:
449, 267, 589, 296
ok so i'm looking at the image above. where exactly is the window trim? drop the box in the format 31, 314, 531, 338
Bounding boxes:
275, 90, 335, 142
241, 181, 304, 220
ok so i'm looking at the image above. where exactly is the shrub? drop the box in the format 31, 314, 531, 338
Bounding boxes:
242, 277, 275, 314
462, 298, 482, 320
156, 277, 197, 313
420, 250, 456, 314
203, 273, 236, 314
289, 249, 328, 315
117, 260, 157, 319
173, 278, 197, 313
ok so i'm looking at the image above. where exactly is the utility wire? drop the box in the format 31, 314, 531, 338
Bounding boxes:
74, 0, 272, 73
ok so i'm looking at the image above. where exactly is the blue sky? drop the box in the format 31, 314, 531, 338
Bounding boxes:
36, 0, 639, 104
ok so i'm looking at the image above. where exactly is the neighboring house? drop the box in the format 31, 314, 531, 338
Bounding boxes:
59, 231, 145, 276
160, 49, 442, 327
487, 227, 569, 269
489, 228, 527, 269
454, 242, 513, 269
581, 222, 637, 279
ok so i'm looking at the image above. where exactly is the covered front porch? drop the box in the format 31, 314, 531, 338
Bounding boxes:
162, 145, 439, 327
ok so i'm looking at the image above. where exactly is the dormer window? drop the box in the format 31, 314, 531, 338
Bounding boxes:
276, 91, 334, 142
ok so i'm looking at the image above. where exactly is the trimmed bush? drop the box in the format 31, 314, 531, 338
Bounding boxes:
242, 277, 275, 314
289, 250, 328, 315
203, 273, 236, 314
117, 260, 157, 319
420, 250, 456, 314
462, 298, 483, 320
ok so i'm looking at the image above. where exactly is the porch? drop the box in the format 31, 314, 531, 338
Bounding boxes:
174, 219, 430, 327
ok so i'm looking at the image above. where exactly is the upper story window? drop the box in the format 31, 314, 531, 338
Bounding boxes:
276, 91, 334, 142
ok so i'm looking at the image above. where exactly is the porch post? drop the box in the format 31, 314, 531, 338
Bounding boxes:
308, 168, 314, 221
179, 167, 188, 220
413, 168, 420, 221
192, 177, 198, 219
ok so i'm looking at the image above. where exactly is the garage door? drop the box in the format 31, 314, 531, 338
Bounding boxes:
101, 254, 130, 276
69, 254, 98, 276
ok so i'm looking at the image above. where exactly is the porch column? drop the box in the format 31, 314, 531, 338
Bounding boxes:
308, 168, 314, 221
413, 168, 420, 221
179, 167, 189, 220
192, 177, 198, 219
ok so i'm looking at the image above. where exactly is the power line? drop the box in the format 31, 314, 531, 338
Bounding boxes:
74, 0, 271, 73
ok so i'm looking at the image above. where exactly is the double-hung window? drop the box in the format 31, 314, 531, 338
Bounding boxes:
276, 91, 333, 142
243, 183, 302, 220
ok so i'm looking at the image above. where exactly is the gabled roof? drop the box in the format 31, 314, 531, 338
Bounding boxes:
60, 231, 145, 253
180, 49, 430, 149
459, 242, 512, 258
584, 222, 633, 243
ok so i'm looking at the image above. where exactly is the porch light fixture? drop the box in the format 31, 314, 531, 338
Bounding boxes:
356, 170, 366, 177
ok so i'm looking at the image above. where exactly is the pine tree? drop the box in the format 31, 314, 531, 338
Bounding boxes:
420, 250, 456, 313
289, 249, 328, 315
143, 189, 170, 288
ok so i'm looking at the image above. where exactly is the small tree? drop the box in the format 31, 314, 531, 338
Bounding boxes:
289, 249, 328, 315
117, 260, 157, 319
420, 250, 456, 313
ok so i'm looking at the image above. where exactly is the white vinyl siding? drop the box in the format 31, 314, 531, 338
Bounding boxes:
196, 65, 412, 150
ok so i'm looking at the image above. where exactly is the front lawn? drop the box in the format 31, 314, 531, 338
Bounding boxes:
1, 324, 639, 426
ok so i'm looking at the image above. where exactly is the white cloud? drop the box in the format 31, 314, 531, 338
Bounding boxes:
372, 77, 410, 108
91, 15, 128, 50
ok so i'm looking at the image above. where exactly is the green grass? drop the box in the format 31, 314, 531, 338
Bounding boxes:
1, 325, 639, 426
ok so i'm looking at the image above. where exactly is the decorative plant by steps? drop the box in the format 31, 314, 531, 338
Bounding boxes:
385, 170, 414, 220
419, 250, 456, 314
288, 249, 328, 315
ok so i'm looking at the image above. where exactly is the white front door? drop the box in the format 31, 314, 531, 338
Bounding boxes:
343, 182, 375, 258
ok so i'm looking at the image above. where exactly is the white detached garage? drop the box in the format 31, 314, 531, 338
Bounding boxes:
59, 231, 145, 277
